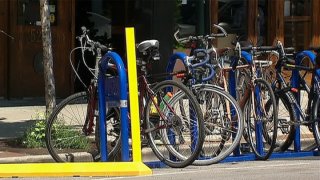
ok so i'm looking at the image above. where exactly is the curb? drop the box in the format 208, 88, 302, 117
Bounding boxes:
0, 148, 160, 164
0, 153, 94, 164
0, 154, 55, 164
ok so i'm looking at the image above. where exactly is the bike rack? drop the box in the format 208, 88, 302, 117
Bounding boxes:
224, 50, 319, 162
227, 52, 267, 159
291, 50, 317, 152
96, 27, 152, 172
165, 52, 243, 163
165, 50, 319, 165
98, 51, 130, 161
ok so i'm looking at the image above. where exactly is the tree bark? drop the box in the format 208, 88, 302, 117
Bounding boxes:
40, 0, 56, 115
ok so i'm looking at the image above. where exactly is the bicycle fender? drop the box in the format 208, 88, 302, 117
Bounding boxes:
291, 51, 316, 89
295, 50, 316, 65
241, 51, 253, 65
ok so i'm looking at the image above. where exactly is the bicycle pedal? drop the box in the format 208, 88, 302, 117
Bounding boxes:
141, 138, 149, 147
94, 110, 99, 116
240, 143, 251, 153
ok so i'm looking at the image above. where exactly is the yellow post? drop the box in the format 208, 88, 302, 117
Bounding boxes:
125, 27, 142, 162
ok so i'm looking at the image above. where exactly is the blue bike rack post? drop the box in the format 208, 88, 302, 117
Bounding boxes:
98, 51, 130, 162
165, 52, 188, 163
291, 50, 316, 152
229, 56, 241, 156
228, 51, 265, 159
166, 52, 200, 160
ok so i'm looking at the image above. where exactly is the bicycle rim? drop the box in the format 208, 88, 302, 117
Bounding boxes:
95, 107, 121, 161
192, 84, 244, 165
272, 93, 295, 151
312, 96, 320, 149
245, 79, 278, 160
45, 92, 96, 162
145, 80, 204, 168
296, 90, 319, 151
45, 91, 120, 162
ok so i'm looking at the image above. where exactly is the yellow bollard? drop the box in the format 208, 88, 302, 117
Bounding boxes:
125, 27, 143, 162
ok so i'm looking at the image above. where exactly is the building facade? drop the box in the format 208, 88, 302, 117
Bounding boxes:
0, 0, 319, 99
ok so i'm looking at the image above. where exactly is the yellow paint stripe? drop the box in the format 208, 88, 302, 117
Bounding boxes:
0, 162, 151, 177
125, 27, 142, 162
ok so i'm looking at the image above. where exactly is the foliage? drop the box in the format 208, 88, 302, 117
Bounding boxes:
20, 111, 90, 149
20, 112, 47, 148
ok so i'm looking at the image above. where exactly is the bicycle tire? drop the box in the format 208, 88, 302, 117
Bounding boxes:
95, 107, 121, 161
45, 91, 120, 162
312, 96, 320, 148
191, 84, 244, 165
271, 92, 296, 151
244, 78, 278, 160
144, 80, 205, 168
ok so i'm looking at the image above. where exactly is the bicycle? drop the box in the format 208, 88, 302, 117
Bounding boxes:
227, 42, 278, 160
45, 27, 205, 168
169, 24, 244, 165
45, 26, 121, 162
261, 41, 320, 151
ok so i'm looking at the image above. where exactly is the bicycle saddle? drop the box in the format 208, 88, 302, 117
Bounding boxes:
137, 40, 159, 53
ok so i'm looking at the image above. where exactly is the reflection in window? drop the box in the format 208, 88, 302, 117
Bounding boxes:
284, 0, 311, 51
218, 0, 248, 35
217, 0, 248, 47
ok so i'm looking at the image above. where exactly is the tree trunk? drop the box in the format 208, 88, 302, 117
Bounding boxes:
40, 0, 56, 115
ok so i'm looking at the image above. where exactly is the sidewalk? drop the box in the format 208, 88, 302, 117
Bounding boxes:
0, 98, 48, 163
0, 98, 161, 165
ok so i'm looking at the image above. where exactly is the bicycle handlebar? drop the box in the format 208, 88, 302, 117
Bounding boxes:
241, 46, 278, 52
77, 26, 110, 52
190, 49, 210, 68
211, 24, 228, 38
174, 24, 228, 44
186, 49, 215, 82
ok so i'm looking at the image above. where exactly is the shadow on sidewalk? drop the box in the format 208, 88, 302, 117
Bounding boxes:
0, 98, 46, 107
0, 120, 35, 140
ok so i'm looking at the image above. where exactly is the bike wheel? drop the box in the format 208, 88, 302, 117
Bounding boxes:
144, 80, 204, 168
244, 78, 278, 160
312, 96, 320, 148
296, 90, 319, 151
95, 107, 121, 161
45, 91, 120, 162
272, 92, 296, 151
191, 84, 244, 165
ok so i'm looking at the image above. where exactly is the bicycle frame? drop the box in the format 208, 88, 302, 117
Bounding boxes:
137, 74, 176, 133
273, 48, 317, 125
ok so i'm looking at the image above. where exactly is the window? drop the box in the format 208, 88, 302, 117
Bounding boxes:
218, 0, 248, 37
284, 0, 311, 51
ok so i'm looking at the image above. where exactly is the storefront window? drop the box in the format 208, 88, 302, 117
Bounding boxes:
217, 0, 248, 47
258, 0, 267, 45
175, 0, 210, 35
284, 0, 311, 51
17, 0, 57, 26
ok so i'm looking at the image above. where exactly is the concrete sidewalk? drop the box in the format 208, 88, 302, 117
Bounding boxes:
0, 98, 162, 165
0, 98, 48, 163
